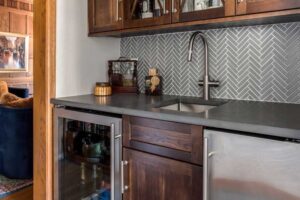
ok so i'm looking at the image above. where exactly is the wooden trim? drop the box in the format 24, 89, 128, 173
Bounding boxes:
236, 0, 247, 15
0, 76, 33, 83
225, 0, 236, 16
191, 125, 203, 164
0, 6, 33, 15
33, 0, 56, 200
2, 186, 33, 200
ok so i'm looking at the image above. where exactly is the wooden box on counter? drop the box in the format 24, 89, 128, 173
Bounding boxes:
108, 59, 139, 94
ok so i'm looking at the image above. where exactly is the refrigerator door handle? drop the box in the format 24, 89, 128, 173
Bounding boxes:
110, 123, 120, 199
203, 137, 209, 200
111, 123, 116, 200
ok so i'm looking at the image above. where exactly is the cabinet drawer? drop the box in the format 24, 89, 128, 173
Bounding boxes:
123, 115, 203, 165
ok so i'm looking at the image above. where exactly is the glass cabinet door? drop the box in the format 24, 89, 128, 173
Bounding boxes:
172, 0, 235, 23
60, 121, 112, 200
124, 0, 172, 28
54, 108, 122, 200
182, 0, 224, 12
88, 0, 123, 33
236, 0, 300, 15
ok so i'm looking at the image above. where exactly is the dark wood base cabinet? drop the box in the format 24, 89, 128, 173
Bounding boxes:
123, 148, 203, 200
122, 115, 203, 200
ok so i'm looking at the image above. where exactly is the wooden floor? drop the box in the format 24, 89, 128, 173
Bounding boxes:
2, 186, 33, 200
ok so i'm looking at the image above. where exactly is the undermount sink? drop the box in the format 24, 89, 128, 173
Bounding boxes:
159, 103, 216, 113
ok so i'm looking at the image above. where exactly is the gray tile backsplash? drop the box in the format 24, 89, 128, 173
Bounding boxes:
121, 22, 300, 104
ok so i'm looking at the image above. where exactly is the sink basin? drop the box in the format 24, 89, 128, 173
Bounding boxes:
159, 103, 216, 113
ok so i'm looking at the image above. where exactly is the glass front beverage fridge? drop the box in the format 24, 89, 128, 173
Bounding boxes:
53, 107, 122, 200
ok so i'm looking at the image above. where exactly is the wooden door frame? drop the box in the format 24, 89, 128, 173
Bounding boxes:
33, 0, 56, 199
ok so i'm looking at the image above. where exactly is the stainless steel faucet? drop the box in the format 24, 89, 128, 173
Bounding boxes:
188, 31, 219, 100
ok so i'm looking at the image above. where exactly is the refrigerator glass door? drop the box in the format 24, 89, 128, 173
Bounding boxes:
204, 129, 300, 200
54, 108, 122, 200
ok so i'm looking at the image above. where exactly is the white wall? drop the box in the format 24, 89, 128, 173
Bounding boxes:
56, 0, 120, 97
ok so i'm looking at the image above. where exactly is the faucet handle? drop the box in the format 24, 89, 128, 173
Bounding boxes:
198, 80, 220, 87
209, 80, 220, 87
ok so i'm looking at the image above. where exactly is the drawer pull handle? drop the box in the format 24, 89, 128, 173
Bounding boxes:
121, 160, 129, 193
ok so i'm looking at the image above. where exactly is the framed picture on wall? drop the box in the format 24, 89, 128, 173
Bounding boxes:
0, 32, 29, 72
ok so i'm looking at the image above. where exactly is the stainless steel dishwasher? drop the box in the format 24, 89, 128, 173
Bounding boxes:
203, 129, 300, 200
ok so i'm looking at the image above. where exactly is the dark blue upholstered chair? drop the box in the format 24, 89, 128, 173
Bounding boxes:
0, 87, 33, 179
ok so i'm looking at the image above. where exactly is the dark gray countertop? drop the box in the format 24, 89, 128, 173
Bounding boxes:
51, 94, 300, 140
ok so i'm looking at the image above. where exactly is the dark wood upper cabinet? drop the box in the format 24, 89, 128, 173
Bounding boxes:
88, 0, 123, 34
88, 0, 300, 36
172, 0, 235, 23
236, 0, 300, 15
123, 148, 203, 200
124, 0, 172, 28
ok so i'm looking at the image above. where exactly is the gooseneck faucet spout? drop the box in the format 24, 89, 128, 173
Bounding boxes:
188, 32, 219, 100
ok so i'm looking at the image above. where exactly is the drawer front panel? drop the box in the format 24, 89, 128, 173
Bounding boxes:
131, 124, 192, 152
123, 115, 203, 165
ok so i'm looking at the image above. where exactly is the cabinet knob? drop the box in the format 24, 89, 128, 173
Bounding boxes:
173, 8, 178, 13
165, 10, 170, 14
237, 0, 244, 3
118, 17, 123, 21
124, 185, 129, 191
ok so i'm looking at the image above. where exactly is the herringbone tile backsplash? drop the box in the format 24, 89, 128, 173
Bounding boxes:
121, 22, 300, 104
